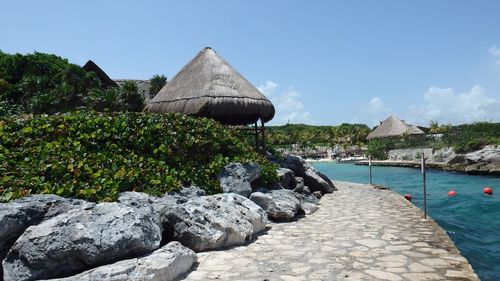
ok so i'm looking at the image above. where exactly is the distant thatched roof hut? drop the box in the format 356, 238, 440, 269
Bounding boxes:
145, 47, 275, 125
83, 60, 118, 88
367, 115, 425, 140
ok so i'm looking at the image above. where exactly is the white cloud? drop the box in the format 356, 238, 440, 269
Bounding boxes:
364, 97, 392, 115
357, 97, 393, 126
257, 80, 278, 96
489, 45, 500, 56
488, 45, 500, 64
257, 81, 313, 125
408, 85, 500, 125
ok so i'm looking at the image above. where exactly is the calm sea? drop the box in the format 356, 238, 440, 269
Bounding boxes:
312, 162, 500, 281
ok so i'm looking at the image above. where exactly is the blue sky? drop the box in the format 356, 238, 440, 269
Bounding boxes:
2, 0, 500, 126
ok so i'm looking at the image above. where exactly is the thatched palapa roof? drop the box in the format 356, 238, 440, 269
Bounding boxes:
83, 60, 118, 88
406, 125, 425, 135
367, 115, 425, 140
146, 47, 275, 125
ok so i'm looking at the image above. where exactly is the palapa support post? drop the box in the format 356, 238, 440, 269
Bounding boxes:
260, 119, 266, 153
369, 156, 373, 185
254, 122, 260, 150
421, 152, 427, 219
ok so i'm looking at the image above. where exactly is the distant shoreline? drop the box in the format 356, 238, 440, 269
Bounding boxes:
304, 158, 335, 163
355, 160, 446, 169
354, 160, 500, 176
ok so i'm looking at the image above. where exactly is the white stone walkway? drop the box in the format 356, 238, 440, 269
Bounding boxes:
180, 181, 478, 281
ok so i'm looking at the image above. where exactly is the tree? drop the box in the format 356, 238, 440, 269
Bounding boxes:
119, 81, 145, 112
149, 74, 167, 98
0, 51, 100, 113
366, 139, 393, 160
429, 120, 439, 133
84, 87, 121, 111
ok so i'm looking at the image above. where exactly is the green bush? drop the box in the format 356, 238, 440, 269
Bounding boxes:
366, 139, 394, 160
0, 111, 277, 202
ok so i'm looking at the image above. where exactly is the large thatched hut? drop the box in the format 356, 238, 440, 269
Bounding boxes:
145, 47, 275, 126
367, 115, 424, 140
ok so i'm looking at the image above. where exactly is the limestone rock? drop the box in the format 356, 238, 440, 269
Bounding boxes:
3, 203, 161, 281
313, 191, 323, 199
250, 188, 301, 221
280, 155, 309, 175
276, 168, 296, 189
118, 191, 176, 213
218, 162, 262, 197
447, 146, 500, 175
163, 193, 267, 252
117, 192, 177, 246
294, 193, 320, 215
167, 186, 206, 203
302, 186, 312, 195
0, 195, 93, 279
299, 201, 319, 215
280, 155, 335, 194
43, 242, 196, 281
303, 167, 336, 194
294, 177, 305, 192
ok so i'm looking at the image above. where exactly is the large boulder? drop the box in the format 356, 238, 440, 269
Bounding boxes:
250, 188, 302, 221
3, 203, 161, 281
294, 192, 320, 215
303, 167, 336, 194
117, 191, 177, 218
293, 177, 305, 193
167, 186, 206, 203
280, 155, 336, 194
43, 242, 197, 281
0, 195, 93, 279
118, 191, 172, 210
163, 193, 267, 252
279, 155, 309, 175
218, 162, 261, 197
276, 168, 296, 189
117, 192, 178, 246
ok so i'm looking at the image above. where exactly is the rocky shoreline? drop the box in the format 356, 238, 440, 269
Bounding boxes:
1, 155, 335, 281
356, 145, 500, 176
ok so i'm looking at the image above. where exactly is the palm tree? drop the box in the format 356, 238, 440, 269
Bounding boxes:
149, 74, 167, 99
429, 120, 439, 133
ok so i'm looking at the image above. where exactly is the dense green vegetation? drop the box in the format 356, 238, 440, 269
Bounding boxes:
443, 122, 500, 153
267, 123, 371, 147
0, 51, 144, 116
0, 111, 277, 202
366, 122, 500, 159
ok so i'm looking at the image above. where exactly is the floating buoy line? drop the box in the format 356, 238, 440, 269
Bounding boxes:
402, 187, 494, 200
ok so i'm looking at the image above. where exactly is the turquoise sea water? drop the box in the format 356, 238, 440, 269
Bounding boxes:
312, 162, 500, 281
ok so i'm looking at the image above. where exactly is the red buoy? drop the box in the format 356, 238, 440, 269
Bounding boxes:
448, 190, 457, 197
483, 187, 493, 195
404, 194, 412, 201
